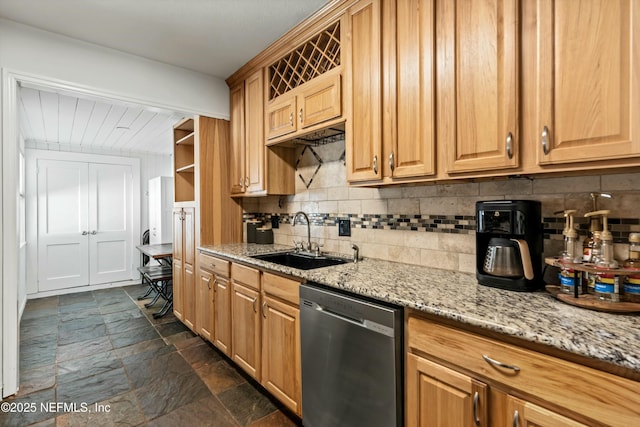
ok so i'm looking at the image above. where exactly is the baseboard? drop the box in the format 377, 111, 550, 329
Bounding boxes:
27, 279, 141, 300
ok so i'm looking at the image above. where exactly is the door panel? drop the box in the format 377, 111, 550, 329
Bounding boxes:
536, 0, 640, 164
88, 163, 132, 284
37, 160, 89, 291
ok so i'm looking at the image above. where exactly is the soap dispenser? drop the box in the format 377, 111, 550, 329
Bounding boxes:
558, 210, 580, 294
561, 210, 579, 262
585, 210, 618, 269
585, 210, 620, 301
583, 193, 612, 261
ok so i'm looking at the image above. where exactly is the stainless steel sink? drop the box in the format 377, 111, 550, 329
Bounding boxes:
250, 252, 349, 270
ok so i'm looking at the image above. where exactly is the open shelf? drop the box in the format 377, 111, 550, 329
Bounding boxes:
176, 132, 195, 146
174, 117, 195, 202
176, 164, 195, 173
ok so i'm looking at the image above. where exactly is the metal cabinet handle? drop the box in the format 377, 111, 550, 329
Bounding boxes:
213, 279, 218, 291
262, 301, 267, 318
513, 410, 520, 427
299, 108, 303, 123
506, 132, 514, 159
473, 392, 480, 425
252, 297, 258, 313
541, 125, 550, 155
245, 177, 249, 188
204, 276, 211, 290
373, 155, 378, 174
289, 112, 293, 126
90, 230, 97, 235
389, 151, 395, 173
82, 231, 88, 235
482, 354, 521, 372
239, 178, 244, 188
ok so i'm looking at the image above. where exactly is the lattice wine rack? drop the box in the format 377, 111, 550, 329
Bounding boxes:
268, 21, 341, 100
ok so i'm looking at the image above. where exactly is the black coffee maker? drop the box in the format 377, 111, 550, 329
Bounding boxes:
476, 200, 543, 291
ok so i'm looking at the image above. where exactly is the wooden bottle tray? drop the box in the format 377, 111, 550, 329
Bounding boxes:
544, 257, 640, 313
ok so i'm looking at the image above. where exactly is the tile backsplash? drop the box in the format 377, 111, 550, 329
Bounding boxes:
243, 140, 640, 274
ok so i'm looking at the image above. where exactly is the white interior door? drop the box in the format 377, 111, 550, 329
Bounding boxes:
37, 159, 89, 291
88, 163, 133, 284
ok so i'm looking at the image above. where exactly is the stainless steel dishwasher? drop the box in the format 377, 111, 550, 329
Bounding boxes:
300, 283, 403, 427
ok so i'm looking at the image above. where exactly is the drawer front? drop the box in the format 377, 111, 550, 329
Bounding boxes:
262, 272, 299, 305
198, 252, 229, 277
407, 315, 640, 427
231, 263, 261, 291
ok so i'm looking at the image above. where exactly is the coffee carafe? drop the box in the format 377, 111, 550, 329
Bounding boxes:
476, 200, 543, 291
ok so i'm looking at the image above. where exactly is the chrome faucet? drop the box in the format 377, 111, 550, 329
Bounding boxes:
351, 244, 359, 263
292, 211, 312, 252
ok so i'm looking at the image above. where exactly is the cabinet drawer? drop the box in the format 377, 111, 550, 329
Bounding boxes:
198, 252, 229, 277
262, 272, 299, 305
407, 315, 640, 426
231, 263, 261, 290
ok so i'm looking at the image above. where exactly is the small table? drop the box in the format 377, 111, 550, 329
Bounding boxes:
136, 243, 173, 318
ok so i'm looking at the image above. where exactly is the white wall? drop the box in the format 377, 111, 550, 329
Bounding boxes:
0, 18, 230, 118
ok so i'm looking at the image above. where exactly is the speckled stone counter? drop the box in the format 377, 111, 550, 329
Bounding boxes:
199, 243, 640, 375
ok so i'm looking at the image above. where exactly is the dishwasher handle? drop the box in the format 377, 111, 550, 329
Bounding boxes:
305, 300, 396, 337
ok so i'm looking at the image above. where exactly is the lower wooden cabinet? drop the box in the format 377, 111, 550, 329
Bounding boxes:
197, 252, 232, 357
406, 312, 640, 427
231, 263, 261, 380
197, 268, 213, 342
406, 353, 487, 427
195, 253, 302, 416
261, 275, 302, 416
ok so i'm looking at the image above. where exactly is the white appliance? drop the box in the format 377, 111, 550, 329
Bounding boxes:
148, 176, 174, 244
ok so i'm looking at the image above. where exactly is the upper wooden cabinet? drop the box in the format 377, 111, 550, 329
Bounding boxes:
230, 70, 295, 197
345, 0, 383, 182
173, 118, 195, 202
266, 69, 342, 141
530, 0, 640, 166
385, 0, 437, 181
265, 20, 345, 144
439, 0, 520, 174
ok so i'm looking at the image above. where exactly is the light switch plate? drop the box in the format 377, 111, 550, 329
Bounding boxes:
338, 219, 351, 236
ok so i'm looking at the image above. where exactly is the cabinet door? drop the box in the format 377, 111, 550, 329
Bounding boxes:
440, 0, 519, 173
172, 209, 184, 321
392, 0, 436, 179
406, 353, 487, 427
182, 207, 196, 331
229, 83, 246, 195
231, 282, 261, 380
506, 396, 588, 427
535, 0, 640, 165
261, 295, 301, 416
197, 268, 214, 342
345, 0, 383, 182
245, 69, 266, 195
266, 95, 297, 139
299, 71, 342, 129
213, 275, 232, 356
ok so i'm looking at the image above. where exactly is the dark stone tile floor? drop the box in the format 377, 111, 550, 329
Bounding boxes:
1, 284, 302, 427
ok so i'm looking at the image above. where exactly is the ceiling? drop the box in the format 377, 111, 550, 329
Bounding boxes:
2, 0, 328, 155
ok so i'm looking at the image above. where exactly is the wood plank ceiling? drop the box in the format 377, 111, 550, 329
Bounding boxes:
19, 85, 186, 156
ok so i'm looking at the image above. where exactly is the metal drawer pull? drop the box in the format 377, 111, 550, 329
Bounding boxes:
289, 112, 293, 126
513, 410, 520, 427
506, 132, 513, 159
252, 297, 257, 313
541, 125, 550, 155
373, 155, 378, 174
245, 177, 249, 187
239, 178, 244, 188
262, 301, 267, 318
299, 108, 303, 123
482, 354, 521, 372
473, 391, 480, 425
82, 230, 88, 235
389, 151, 395, 172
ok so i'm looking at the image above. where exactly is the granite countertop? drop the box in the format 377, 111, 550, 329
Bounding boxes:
199, 243, 640, 375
